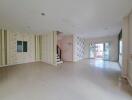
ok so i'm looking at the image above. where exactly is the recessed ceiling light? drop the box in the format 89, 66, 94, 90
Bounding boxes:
41, 13, 45, 16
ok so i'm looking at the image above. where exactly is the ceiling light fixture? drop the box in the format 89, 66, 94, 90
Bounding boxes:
41, 13, 45, 16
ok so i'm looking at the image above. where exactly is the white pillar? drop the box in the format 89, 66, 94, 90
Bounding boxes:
122, 16, 129, 78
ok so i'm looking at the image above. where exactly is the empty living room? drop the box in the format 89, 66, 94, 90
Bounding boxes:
0, 0, 132, 100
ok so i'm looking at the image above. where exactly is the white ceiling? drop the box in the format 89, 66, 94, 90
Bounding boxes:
0, 0, 132, 37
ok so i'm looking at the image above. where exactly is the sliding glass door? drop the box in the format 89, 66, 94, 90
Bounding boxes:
104, 43, 110, 60
89, 44, 95, 58
89, 42, 110, 60
95, 43, 104, 59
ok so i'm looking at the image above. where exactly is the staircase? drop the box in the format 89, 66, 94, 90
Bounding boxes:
56, 54, 63, 64
57, 45, 63, 64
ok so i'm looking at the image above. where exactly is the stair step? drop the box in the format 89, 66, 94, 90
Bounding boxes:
57, 59, 61, 62
57, 61, 63, 64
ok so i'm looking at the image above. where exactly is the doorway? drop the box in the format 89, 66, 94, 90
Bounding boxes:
119, 40, 122, 66
89, 43, 110, 60
118, 30, 122, 66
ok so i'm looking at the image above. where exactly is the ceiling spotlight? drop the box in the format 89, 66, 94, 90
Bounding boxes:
41, 13, 45, 16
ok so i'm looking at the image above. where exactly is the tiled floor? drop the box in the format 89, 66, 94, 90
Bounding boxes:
0, 59, 132, 100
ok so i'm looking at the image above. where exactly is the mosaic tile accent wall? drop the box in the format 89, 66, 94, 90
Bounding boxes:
73, 36, 88, 61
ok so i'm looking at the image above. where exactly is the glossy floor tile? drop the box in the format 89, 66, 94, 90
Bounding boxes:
0, 59, 132, 100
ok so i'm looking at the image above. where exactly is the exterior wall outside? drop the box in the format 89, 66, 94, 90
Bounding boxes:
87, 35, 119, 62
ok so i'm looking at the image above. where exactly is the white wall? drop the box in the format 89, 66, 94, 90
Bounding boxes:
41, 32, 57, 65
87, 35, 119, 61
0, 30, 57, 67
7, 32, 35, 65
122, 10, 132, 86
122, 16, 129, 77
128, 11, 132, 85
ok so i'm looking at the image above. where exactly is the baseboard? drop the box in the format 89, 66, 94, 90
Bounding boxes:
121, 75, 127, 81
0, 60, 58, 68
0, 60, 38, 67
41, 61, 57, 66
118, 62, 122, 69
126, 77, 132, 87
121, 74, 132, 87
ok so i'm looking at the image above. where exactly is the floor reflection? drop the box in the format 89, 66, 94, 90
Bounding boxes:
89, 59, 121, 71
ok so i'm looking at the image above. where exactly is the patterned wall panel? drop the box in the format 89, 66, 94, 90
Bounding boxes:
73, 36, 88, 61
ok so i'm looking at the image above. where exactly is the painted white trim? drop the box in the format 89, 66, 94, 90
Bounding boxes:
0, 60, 37, 67
0, 60, 57, 68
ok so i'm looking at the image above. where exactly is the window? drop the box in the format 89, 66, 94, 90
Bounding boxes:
23, 41, 27, 52
17, 41, 23, 52
17, 41, 28, 52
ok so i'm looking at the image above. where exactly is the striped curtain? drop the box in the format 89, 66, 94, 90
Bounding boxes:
0, 29, 7, 66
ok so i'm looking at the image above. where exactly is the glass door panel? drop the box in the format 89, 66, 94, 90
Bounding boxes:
95, 43, 104, 59
104, 43, 110, 60
89, 44, 95, 58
